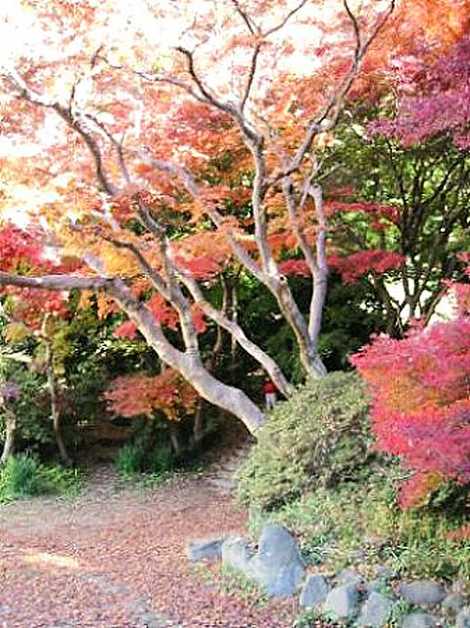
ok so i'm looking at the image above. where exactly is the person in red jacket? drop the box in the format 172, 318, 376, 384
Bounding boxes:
263, 378, 278, 410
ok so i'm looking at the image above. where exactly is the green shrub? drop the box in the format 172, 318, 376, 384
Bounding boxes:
115, 442, 146, 476
237, 371, 371, 509
116, 441, 176, 477
147, 445, 175, 475
0, 454, 80, 502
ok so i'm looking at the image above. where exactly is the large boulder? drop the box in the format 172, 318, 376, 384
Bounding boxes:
324, 583, 360, 620
442, 593, 466, 615
457, 607, 470, 628
399, 581, 446, 607
299, 574, 330, 608
337, 568, 364, 587
357, 592, 393, 627
186, 536, 226, 562
401, 612, 437, 628
248, 524, 305, 597
221, 536, 253, 574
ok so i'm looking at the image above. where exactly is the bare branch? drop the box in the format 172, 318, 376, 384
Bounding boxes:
175, 46, 232, 111
241, 44, 262, 111
271, 0, 396, 184
97, 54, 211, 106
84, 113, 131, 184
0, 271, 109, 292
230, 0, 258, 34
263, 0, 309, 37
343, 0, 361, 61
2, 67, 119, 195
178, 269, 293, 397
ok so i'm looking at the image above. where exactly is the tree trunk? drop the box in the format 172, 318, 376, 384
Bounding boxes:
192, 400, 205, 446
43, 327, 72, 466
0, 408, 16, 465
108, 280, 266, 435
169, 423, 182, 457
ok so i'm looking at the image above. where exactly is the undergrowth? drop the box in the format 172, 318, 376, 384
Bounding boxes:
0, 454, 80, 503
247, 469, 469, 582
238, 373, 469, 583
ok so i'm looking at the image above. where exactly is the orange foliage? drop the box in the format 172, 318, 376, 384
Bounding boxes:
104, 370, 199, 421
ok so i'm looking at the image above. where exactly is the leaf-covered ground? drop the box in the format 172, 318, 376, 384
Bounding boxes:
0, 467, 297, 627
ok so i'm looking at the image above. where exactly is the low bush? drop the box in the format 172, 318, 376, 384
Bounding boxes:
237, 371, 372, 509
238, 371, 469, 581
0, 454, 80, 502
115, 442, 146, 476
115, 441, 176, 478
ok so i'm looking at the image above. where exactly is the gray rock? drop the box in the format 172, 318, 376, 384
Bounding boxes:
324, 584, 359, 620
452, 580, 468, 594
221, 536, 253, 573
399, 581, 446, 606
442, 593, 466, 615
337, 568, 363, 586
186, 536, 226, 562
357, 592, 393, 627
248, 524, 305, 597
375, 565, 395, 580
457, 607, 470, 628
401, 613, 437, 628
299, 574, 330, 608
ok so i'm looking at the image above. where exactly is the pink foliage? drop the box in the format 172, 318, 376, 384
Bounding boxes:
370, 35, 470, 147
114, 320, 138, 339
351, 315, 470, 507
278, 259, 311, 277
329, 250, 405, 283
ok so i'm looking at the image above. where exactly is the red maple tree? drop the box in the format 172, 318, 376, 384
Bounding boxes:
351, 294, 470, 508
0, 0, 465, 433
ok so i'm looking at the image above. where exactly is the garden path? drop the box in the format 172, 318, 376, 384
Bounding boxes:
0, 466, 297, 627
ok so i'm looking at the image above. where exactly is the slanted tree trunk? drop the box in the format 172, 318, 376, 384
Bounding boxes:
108, 279, 266, 435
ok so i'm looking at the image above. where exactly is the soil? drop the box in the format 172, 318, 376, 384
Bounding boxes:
0, 465, 297, 628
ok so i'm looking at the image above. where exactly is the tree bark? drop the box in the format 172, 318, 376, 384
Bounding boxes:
168, 422, 182, 456
43, 320, 72, 466
0, 407, 16, 465
107, 279, 266, 435
192, 400, 205, 446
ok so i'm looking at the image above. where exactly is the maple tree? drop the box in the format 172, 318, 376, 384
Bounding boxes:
316, 131, 469, 335
0, 0, 466, 433
351, 287, 470, 508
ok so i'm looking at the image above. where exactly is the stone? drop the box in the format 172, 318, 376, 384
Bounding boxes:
186, 536, 226, 562
399, 581, 446, 606
299, 574, 330, 608
248, 524, 305, 597
337, 568, 364, 587
401, 612, 437, 628
456, 607, 470, 628
452, 580, 468, 594
324, 584, 360, 620
375, 565, 395, 580
442, 593, 466, 615
221, 536, 253, 574
357, 592, 393, 627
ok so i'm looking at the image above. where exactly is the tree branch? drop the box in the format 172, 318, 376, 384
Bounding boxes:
263, 0, 310, 37
0, 272, 109, 292
230, 0, 258, 34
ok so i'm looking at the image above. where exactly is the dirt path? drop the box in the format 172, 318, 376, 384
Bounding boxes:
0, 467, 296, 627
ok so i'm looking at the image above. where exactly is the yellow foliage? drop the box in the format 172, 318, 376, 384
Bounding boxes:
4, 322, 31, 343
